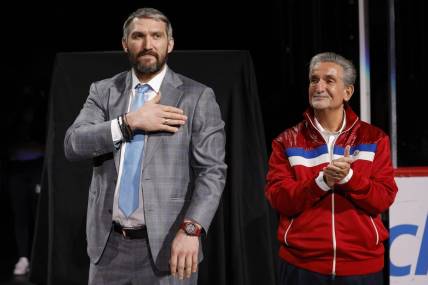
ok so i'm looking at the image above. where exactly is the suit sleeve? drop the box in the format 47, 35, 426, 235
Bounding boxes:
64, 82, 114, 161
185, 87, 227, 233
265, 138, 328, 217
339, 135, 398, 215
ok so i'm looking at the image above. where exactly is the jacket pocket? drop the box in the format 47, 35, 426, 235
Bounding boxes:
284, 219, 294, 246
369, 217, 380, 245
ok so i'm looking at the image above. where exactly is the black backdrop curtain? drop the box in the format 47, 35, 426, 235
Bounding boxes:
30, 50, 277, 285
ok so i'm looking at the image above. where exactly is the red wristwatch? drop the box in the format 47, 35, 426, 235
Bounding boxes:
180, 221, 202, 237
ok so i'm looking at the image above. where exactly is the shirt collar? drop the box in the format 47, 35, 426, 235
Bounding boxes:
131, 64, 168, 93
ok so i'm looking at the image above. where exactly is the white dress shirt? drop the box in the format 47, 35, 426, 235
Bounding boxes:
110, 65, 168, 227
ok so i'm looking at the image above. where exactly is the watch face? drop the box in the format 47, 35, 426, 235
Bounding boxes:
185, 223, 196, 234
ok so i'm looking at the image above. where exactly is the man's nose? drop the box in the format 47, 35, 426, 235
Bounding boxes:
315, 80, 326, 93
142, 37, 153, 49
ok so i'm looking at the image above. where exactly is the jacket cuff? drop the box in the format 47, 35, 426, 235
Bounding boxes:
338, 168, 353, 184
315, 171, 331, 191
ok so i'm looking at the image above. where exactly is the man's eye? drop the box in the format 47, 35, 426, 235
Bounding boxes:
131, 33, 143, 39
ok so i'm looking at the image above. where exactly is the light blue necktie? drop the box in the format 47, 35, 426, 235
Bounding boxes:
118, 83, 150, 217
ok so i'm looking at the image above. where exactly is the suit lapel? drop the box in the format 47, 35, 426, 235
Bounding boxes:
143, 68, 183, 172
111, 71, 133, 172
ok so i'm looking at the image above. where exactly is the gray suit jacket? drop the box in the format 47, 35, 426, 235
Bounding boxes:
64, 68, 227, 271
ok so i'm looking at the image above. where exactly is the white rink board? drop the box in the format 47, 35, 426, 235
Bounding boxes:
390, 176, 428, 285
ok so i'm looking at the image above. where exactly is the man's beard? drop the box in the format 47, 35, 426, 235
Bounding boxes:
130, 50, 168, 76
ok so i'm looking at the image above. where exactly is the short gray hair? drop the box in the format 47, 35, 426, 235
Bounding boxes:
122, 8, 173, 40
309, 52, 356, 86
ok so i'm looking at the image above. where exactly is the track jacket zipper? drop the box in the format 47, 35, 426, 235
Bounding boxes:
305, 112, 358, 276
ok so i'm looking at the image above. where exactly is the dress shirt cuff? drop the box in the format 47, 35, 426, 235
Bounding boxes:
338, 168, 353, 184
111, 119, 123, 144
316, 171, 331, 191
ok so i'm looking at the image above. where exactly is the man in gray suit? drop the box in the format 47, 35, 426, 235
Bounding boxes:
64, 7, 226, 285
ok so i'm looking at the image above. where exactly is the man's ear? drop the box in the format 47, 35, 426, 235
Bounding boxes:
167, 38, 174, 54
344, 85, 354, 102
122, 38, 128, 53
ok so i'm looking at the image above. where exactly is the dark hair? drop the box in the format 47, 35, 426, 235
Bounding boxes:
123, 8, 173, 40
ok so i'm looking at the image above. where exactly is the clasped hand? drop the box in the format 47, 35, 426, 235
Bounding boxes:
126, 93, 187, 133
323, 145, 354, 187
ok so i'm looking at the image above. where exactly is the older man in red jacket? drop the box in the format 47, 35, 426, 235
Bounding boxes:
265, 52, 397, 285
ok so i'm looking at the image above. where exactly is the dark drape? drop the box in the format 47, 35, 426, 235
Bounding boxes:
31, 51, 277, 285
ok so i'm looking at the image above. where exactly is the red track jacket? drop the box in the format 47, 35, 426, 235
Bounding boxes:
265, 105, 398, 276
